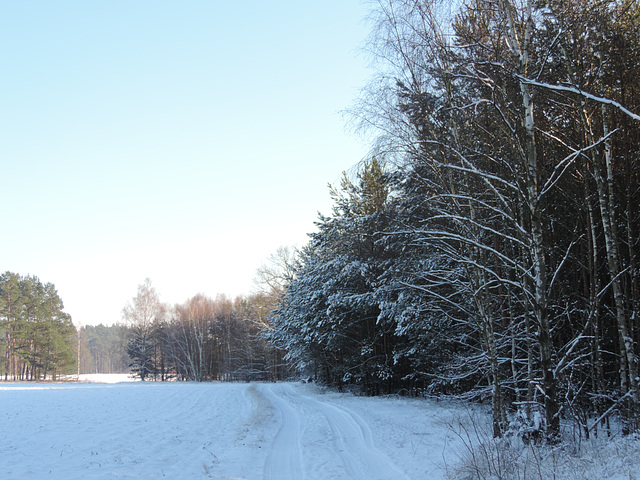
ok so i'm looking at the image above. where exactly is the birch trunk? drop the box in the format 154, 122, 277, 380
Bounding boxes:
597, 107, 638, 430
500, 0, 560, 440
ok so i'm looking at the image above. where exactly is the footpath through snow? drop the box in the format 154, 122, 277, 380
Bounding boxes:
0, 380, 461, 479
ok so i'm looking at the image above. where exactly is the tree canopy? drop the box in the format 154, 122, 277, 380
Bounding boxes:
0, 271, 76, 380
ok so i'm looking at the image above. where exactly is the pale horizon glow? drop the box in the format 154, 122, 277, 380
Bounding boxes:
1, 2, 372, 325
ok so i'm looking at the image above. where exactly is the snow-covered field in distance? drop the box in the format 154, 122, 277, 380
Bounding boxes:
1, 380, 639, 479
77, 373, 138, 383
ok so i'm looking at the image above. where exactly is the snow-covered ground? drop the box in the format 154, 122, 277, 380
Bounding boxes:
77, 373, 139, 383
1, 378, 639, 479
0, 379, 461, 479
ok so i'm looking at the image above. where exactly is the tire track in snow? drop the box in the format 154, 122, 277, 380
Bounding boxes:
263, 383, 410, 480
260, 384, 305, 480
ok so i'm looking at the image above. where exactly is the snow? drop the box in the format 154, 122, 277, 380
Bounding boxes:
77, 374, 139, 383
1, 378, 639, 479
0, 379, 460, 479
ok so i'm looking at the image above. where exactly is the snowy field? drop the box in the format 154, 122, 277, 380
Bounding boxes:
76, 374, 139, 383
1, 378, 640, 479
0, 379, 461, 479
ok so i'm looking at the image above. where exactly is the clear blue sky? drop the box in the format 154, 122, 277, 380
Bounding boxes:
1, 1, 373, 325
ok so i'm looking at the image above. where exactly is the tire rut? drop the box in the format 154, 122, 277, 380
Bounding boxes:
260, 384, 305, 480
262, 383, 410, 480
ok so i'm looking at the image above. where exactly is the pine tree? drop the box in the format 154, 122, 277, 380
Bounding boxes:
0, 272, 75, 380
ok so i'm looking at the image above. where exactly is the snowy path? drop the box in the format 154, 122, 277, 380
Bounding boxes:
260, 383, 410, 480
261, 385, 305, 480
0, 380, 460, 479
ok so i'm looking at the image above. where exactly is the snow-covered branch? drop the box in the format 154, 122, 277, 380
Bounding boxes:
516, 74, 640, 122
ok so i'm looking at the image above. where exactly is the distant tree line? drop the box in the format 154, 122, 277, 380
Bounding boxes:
0, 270, 290, 382
123, 279, 290, 382
0, 271, 76, 380
268, 0, 640, 442
78, 323, 130, 374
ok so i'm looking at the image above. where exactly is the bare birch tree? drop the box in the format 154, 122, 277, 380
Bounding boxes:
123, 278, 163, 381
